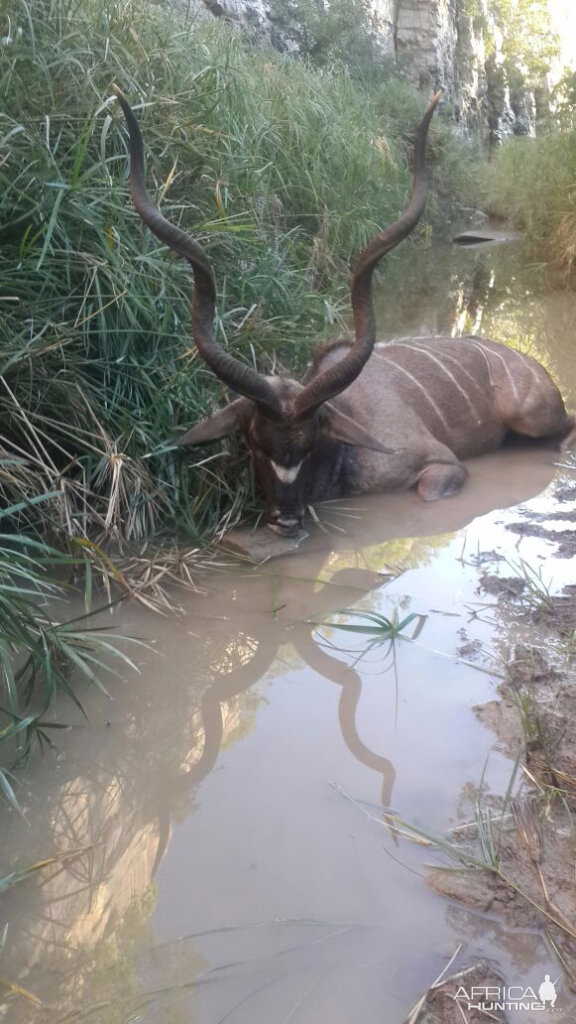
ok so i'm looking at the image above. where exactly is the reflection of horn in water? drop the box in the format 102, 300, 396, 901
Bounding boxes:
151, 635, 277, 876
152, 563, 393, 875
295, 632, 396, 808
183, 638, 276, 787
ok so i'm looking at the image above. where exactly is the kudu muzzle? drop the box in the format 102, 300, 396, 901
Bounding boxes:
256, 464, 306, 536
267, 510, 304, 537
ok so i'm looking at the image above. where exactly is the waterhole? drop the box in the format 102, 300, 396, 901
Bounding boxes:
2, 240, 576, 1023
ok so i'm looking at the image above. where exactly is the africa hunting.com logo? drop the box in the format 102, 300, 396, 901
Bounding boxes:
454, 974, 562, 1013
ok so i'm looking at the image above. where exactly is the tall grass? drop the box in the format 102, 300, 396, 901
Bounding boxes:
483, 130, 576, 279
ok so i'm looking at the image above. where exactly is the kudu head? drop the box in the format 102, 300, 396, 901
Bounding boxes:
113, 87, 441, 535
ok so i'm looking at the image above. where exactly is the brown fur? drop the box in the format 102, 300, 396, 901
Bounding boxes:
177, 333, 573, 534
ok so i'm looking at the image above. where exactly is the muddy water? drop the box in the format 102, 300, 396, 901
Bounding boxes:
2, 242, 576, 1023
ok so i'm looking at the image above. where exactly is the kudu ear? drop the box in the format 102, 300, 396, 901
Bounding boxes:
175, 398, 250, 446
324, 406, 393, 454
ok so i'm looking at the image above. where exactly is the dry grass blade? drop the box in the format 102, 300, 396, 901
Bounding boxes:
510, 797, 576, 934
343, 779, 576, 944
544, 928, 576, 988
0, 845, 100, 894
511, 795, 549, 904
404, 956, 505, 1024
403, 944, 464, 1024
530, 754, 576, 793
511, 796, 542, 865
0, 975, 46, 1008
108, 546, 222, 613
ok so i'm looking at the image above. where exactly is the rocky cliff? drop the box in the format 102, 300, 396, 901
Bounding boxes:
198, 0, 540, 143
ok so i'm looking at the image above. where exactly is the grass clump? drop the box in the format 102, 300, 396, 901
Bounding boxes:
483, 129, 576, 279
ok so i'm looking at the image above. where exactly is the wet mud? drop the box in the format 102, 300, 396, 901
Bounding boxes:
429, 594, 576, 1020
2, 243, 576, 1023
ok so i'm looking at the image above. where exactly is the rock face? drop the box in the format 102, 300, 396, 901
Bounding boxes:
395, 0, 457, 92
198, 0, 540, 143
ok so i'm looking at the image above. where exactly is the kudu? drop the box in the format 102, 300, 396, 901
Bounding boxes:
113, 88, 575, 536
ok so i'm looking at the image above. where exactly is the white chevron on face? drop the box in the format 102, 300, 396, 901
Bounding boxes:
270, 460, 303, 483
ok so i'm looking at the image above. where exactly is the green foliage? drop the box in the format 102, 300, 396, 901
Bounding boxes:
459, 0, 559, 92
315, 607, 427, 643
552, 68, 576, 128
268, 0, 387, 80
488, 0, 558, 83
461, 0, 485, 15
483, 129, 576, 277
498, 0, 558, 81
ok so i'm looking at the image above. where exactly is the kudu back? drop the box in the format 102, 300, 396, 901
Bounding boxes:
113, 88, 575, 535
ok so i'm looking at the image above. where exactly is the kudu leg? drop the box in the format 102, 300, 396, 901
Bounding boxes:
413, 438, 469, 502
485, 347, 574, 444
416, 460, 468, 501
558, 418, 576, 450
503, 402, 574, 443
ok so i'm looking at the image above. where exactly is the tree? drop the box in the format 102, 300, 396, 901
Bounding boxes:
269, 0, 387, 79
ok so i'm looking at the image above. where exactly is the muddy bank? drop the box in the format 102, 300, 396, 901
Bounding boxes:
403, 961, 509, 1023
425, 530, 576, 1017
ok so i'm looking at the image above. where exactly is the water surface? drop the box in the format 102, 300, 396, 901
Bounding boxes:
2, 240, 576, 1023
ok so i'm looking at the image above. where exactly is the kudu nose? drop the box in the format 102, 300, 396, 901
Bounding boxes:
267, 510, 303, 537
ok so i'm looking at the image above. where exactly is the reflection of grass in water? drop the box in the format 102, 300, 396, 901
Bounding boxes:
34, 917, 363, 1023
56, 885, 164, 1024
220, 687, 267, 751
324, 532, 455, 576
399, 805, 576, 942
344, 743, 576, 986
0, 868, 160, 1020
313, 607, 427, 645
0, 921, 46, 1013
340, 756, 576, 950
0, 523, 140, 814
0, 848, 96, 895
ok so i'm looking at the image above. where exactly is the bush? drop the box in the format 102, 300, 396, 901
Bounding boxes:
483, 131, 576, 278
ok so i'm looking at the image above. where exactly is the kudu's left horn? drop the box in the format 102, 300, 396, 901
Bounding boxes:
112, 85, 282, 418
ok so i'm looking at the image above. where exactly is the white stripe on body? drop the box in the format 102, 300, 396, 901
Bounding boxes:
389, 342, 483, 422
509, 344, 541, 383
376, 338, 491, 401
377, 356, 451, 432
403, 342, 489, 398
468, 339, 521, 399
